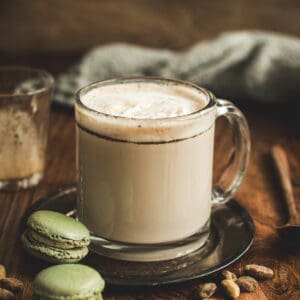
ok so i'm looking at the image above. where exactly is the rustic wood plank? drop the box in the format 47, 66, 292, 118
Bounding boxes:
0, 106, 299, 299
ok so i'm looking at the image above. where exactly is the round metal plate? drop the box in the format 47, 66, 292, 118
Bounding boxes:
22, 185, 255, 286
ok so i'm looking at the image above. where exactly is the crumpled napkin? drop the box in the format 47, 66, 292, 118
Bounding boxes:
54, 31, 300, 106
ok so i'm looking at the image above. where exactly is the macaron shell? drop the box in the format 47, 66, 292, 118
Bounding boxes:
22, 231, 88, 264
28, 210, 90, 244
32, 264, 105, 299
32, 293, 103, 300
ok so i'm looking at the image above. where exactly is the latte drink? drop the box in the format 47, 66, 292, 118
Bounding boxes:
75, 79, 216, 245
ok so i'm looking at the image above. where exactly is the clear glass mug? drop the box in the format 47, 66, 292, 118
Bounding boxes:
75, 77, 250, 261
0, 67, 54, 190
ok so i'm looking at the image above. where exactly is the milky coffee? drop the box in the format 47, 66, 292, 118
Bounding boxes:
75, 81, 216, 244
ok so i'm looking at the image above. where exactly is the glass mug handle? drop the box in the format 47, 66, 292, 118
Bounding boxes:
212, 99, 251, 206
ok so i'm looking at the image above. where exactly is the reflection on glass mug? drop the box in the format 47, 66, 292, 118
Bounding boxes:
0, 67, 54, 190
75, 77, 250, 261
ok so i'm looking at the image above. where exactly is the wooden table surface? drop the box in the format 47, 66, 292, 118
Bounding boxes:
0, 1, 300, 299
0, 86, 299, 300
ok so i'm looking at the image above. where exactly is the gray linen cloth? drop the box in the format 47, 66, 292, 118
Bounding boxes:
54, 31, 300, 106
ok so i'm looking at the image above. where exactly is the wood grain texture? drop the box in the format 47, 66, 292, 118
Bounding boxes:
0, 104, 299, 299
0, 0, 300, 299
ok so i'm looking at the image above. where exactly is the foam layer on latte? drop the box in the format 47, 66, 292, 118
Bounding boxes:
81, 82, 206, 119
76, 82, 215, 142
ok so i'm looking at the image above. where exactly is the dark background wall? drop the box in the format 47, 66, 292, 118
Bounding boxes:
0, 0, 299, 71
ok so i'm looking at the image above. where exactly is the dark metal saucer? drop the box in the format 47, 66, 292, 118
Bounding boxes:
22, 185, 255, 286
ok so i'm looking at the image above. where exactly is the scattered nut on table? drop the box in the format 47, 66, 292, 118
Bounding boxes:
195, 282, 217, 299
220, 270, 237, 281
245, 264, 274, 280
0, 288, 14, 300
0, 264, 24, 300
221, 279, 240, 299
236, 276, 258, 292
0, 278, 24, 293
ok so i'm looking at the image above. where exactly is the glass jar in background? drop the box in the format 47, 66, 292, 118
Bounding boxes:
0, 67, 54, 190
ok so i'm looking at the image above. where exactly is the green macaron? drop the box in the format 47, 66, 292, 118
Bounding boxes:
21, 210, 90, 263
32, 264, 105, 300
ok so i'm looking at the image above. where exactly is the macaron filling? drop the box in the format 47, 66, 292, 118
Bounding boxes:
27, 229, 89, 249
22, 231, 89, 263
